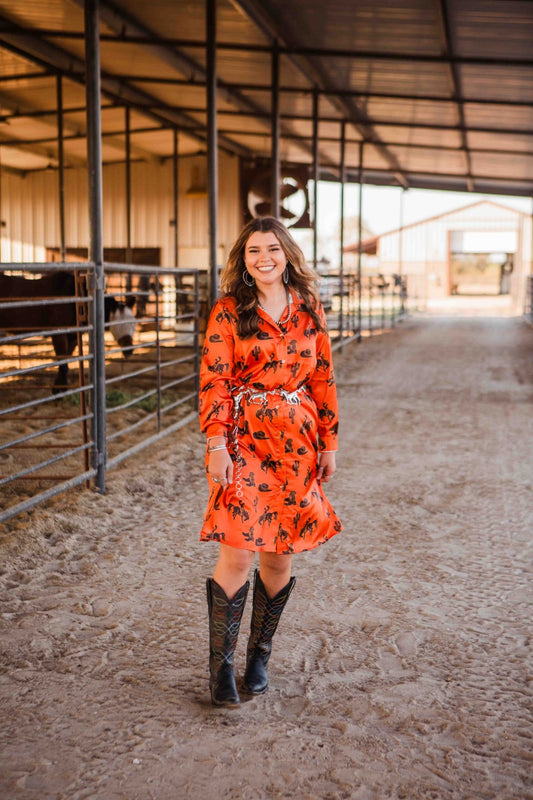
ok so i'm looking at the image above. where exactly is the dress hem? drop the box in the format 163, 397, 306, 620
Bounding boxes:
199, 526, 342, 554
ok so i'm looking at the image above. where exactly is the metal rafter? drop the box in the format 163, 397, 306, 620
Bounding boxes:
437, 0, 474, 192
106, 78, 533, 110
68, 0, 321, 165
0, 82, 155, 163
9, 30, 533, 68
0, 9, 251, 159
232, 0, 409, 189
4, 127, 532, 161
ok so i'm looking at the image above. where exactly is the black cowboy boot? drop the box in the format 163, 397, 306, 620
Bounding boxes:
206, 578, 249, 707
242, 569, 296, 695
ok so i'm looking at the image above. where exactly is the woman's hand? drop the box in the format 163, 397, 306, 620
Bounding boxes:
317, 451, 336, 483
208, 447, 233, 486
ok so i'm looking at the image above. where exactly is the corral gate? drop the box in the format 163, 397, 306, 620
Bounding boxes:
0, 262, 200, 524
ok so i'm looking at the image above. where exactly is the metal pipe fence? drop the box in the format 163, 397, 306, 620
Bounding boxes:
0, 262, 200, 524
321, 272, 408, 348
1, 262, 409, 524
525, 275, 533, 324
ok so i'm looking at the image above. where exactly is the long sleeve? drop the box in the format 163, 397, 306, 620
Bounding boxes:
307, 306, 339, 451
198, 300, 235, 438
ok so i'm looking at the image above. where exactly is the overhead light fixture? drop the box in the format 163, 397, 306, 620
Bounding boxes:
186, 165, 207, 197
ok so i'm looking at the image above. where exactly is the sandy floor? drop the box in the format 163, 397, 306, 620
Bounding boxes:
1, 298, 532, 800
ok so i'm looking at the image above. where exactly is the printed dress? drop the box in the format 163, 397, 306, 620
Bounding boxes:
199, 291, 342, 554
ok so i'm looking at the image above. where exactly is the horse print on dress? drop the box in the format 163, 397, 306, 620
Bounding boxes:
199, 293, 342, 554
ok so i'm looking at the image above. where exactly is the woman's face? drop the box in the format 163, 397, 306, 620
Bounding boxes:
243, 231, 287, 291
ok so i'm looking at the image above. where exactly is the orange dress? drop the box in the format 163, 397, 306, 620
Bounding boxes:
199, 291, 342, 554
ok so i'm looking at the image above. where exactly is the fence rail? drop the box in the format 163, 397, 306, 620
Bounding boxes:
1, 262, 200, 524
321, 272, 408, 349
525, 275, 533, 324
1, 263, 408, 524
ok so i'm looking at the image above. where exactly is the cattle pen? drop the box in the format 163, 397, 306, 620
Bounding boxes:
0, 261, 406, 525
0, 262, 201, 524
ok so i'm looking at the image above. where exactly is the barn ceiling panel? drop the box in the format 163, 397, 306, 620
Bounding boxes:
253, 0, 443, 54
463, 103, 533, 133
364, 98, 460, 128
0, 146, 56, 170
108, 0, 271, 47
467, 130, 533, 155
470, 152, 533, 182
0, 115, 61, 142
386, 145, 467, 176
448, 0, 533, 60
458, 65, 533, 105
314, 57, 453, 98
0, 0, 531, 195
372, 125, 463, 150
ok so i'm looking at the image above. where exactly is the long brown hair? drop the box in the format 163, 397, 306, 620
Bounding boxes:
220, 216, 324, 338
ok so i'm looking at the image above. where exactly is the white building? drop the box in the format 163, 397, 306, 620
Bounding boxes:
345, 200, 532, 312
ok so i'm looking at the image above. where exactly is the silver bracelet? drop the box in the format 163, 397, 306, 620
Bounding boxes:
208, 444, 228, 453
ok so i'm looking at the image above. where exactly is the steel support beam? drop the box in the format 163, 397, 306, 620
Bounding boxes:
231, 0, 409, 189
438, 0, 474, 192
125, 106, 132, 292
271, 44, 280, 219
0, 10, 251, 159
56, 75, 66, 261
10, 29, 533, 68
70, 0, 295, 155
84, 0, 107, 493
339, 119, 346, 347
357, 142, 364, 342
206, 0, 219, 309
173, 130, 179, 269
312, 89, 319, 272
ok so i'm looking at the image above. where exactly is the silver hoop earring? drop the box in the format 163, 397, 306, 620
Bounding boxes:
283, 266, 290, 284
242, 270, 255, 287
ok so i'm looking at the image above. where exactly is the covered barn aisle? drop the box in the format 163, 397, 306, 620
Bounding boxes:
1, 302, 532, 800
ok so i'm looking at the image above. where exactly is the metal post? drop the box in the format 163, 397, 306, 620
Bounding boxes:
357, 141, 364, 341
85, 0, 107, 492
206, 0, 219, 308
155, 275, 162, 432
339, 120, 345, 347
172, 129, 183, 321
173, 129, 179, 269
125, 106, 133, 296
56, 75, 66, 261
394, 187, 405, 324
271, 44, 280, 219
0, 147, 2, 262
312, 88, 319, 272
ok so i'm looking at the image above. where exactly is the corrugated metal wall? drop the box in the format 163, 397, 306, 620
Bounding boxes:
0, 153, 240, 268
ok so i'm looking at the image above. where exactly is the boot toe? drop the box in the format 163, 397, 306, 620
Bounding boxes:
242, 657, 269, 695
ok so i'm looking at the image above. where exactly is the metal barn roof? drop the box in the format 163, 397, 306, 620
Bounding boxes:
0, 0, 532, 196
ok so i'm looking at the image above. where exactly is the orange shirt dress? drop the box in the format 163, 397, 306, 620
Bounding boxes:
198, 291, 342, 554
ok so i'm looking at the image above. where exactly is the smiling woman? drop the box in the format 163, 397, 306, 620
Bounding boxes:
197, 216, 342, 708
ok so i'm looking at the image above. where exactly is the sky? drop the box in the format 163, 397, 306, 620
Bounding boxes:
291, 183, 532, 267
319, 183, 532, 239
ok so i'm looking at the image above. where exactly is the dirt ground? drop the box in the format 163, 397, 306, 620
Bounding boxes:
1, 297, 532, 800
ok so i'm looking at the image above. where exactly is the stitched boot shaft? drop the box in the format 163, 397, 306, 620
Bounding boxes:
206, 578, 249, 707
242, 569, 296, 695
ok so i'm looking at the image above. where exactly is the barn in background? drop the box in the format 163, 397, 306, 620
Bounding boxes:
344, 200, 532, 311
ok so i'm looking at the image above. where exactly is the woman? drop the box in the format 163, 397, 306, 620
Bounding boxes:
199, 216, 342, 707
